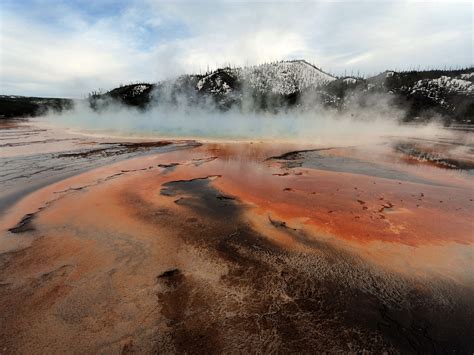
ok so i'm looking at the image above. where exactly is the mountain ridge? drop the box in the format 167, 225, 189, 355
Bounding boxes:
1, 60, 473, 124
90, 60, 472, 124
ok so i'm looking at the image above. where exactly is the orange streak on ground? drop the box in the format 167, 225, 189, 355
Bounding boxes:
4, 141, 471, 248
214, 166, 473, 246
1, 141, 472, 283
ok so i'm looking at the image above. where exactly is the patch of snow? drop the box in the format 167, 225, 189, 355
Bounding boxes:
196, 72, 233, 95
131, 84, 149, 96
411, 76, 473, 97
343, 77, 357, 84
459, 72, 474, 80
407, 75, 473, 109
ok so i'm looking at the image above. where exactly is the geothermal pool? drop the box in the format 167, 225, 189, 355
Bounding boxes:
0, 120, 473, 353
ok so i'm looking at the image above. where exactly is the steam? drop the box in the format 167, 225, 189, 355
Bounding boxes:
43, 87, 447, 144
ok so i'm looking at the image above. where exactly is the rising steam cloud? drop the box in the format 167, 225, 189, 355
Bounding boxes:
43, 86, 446, 144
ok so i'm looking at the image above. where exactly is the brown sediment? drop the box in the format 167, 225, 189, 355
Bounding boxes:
112, 141, 173, 148
55, 147, 109, 158
7, 213, 36, 233
56, 141, 173, 158
0, 137, 473, 353
0, 119, 27, 130
394, 141, 474, 170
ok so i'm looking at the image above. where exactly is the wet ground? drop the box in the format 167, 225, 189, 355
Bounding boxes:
0, 120, 473, 353
0, 121, 198, 213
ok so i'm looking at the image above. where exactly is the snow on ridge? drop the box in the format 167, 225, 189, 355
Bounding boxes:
236, 60, 336, 95
411, 76, 473, 96
407, 75, 473, 111
459, 72, 474, 80
195, 60, 336, 95
196, 71, 233, 94
343, 77, 358, 84
130, 84, 150, 97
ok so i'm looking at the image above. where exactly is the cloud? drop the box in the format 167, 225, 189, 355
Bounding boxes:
0, 0, 472, 97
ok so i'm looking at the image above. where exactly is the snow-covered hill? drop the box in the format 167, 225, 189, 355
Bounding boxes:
84, 62, 473, 124
234, 60, 335, 95
194, 60, 335, 96
410, 75, 473, 97
391, 71, 474, 123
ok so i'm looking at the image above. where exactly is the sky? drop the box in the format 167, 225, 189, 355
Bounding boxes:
0, 0, 472, 98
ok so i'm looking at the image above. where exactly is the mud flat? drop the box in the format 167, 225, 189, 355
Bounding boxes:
0, 122, 473, 353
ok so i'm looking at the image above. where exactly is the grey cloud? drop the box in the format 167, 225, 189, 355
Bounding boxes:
1, 0, 471, 97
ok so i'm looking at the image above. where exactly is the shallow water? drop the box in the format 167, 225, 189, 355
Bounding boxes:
0, 120, 473, 353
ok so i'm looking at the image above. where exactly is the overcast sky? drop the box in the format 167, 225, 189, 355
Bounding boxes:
0, 0, 472, 98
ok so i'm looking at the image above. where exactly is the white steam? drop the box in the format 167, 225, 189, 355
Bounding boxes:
42, 90, 447, 144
